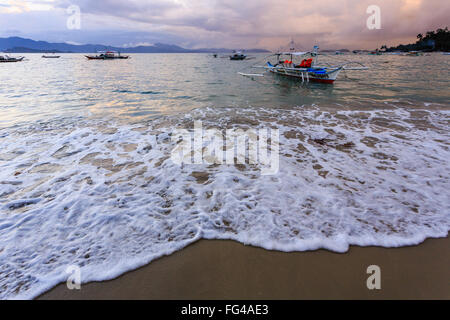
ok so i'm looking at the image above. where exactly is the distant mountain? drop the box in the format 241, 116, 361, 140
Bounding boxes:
0, 37, 270, 53
320, 49, 350, 53
195, 47, 271, 53
4, 47, 66, 53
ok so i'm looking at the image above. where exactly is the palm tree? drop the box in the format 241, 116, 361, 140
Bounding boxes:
417, 33, 423, 41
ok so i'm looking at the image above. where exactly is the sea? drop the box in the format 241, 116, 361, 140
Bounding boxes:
0, 53, 449, 299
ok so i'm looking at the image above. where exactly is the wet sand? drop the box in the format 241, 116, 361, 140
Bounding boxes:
38, 237, 449, 300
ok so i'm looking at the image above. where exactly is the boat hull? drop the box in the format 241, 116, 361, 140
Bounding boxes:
269, 67, 341, 84
0, 57, 24, 63
85, 55, 129, 60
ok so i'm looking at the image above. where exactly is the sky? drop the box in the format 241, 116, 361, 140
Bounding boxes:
0, 0, 448, 50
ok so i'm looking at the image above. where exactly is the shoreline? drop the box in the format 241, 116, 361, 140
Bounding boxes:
38, 236, 450, 300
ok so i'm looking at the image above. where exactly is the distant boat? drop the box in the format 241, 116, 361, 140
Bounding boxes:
404, 51, 423, 56
230, 51, 247, 60
213, 53, 218, 58
335, 51, 345, 55
441, 52, 450, 55
42, 54, 60, 58
85, 51, 129, 60
0, 55, 24, 63
369, 50, 382, 55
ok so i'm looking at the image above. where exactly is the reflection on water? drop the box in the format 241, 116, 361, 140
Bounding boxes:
1, 53, 449, 127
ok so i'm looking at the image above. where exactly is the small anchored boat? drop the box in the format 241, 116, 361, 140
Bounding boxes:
0, 55, 24, 63
230, 51, 247, 60
42, 54, 61, 58
404, 51, 423, 56
85, 51, 129, 60
239, 45, 368, 85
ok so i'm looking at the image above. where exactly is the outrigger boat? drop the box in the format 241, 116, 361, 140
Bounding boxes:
0, 55, 24, 63
85, 51, 129, 60
239, 46, 368, 84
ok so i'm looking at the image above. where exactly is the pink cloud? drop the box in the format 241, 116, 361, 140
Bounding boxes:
2, 0, 449, 49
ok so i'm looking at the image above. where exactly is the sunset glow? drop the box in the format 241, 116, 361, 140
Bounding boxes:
0, 0, 448, 49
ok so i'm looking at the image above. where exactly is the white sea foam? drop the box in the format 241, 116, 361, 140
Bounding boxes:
0, 105, 449, 299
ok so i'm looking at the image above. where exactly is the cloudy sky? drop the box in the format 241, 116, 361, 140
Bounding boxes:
0, 0, 448, 49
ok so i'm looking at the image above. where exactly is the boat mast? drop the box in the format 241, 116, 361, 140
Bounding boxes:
289, 38, 295, 66
289, 38, 295, 51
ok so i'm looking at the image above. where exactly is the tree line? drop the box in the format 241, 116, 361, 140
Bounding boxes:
382, 27, 449, 52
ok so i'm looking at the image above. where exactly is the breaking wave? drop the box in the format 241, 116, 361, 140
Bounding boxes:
0, 104, 449, 299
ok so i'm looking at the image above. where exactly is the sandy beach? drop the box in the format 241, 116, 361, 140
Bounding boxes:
38, 236, 449, 300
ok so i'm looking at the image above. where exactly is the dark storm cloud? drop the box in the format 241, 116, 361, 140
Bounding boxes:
2, 0, 449, 49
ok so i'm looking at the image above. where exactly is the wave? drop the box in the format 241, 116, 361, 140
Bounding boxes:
0, 104, 449, 299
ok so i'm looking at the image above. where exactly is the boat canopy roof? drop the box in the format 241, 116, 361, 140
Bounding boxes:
277, 51, 308, 56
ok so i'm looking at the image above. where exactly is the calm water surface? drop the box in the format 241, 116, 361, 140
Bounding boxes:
1, 53, 449, 126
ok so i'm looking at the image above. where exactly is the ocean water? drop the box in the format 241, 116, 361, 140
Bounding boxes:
0, 53, 449, 299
